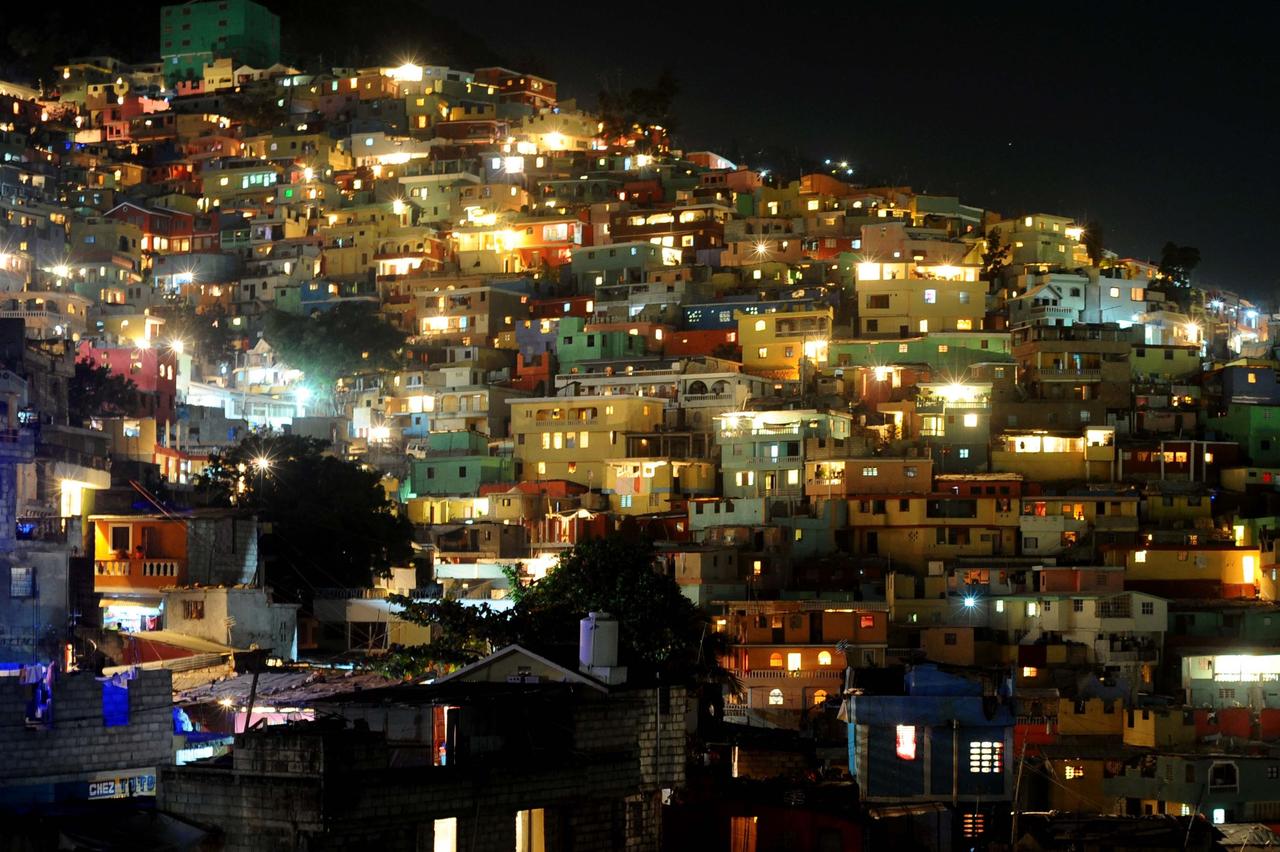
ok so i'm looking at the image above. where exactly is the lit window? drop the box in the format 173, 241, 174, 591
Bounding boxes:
787, 652, 801, 671
1248, 372, 1257, 384
1134, 550, 1147, 563
995, 600, 1004, 613
753, 560, 762, 576
862, 466, 879, 477
969, 741, 1003, 774
963, 413, 978, 428
1064, 764, 1085, 780
754, 319, 766, 332
896, 725, 917, 760
1109, 287, 1121, 298
1022, 666, 1038, 677
924, 289, 937, 304
757, 347, 768, 359
769, 652, 783, 667
1212, 808, 1226, 825
812, 689, 828, 706
768, 688, 784, 706
536, 462, 546, 476
787, 469, 800, 485
818, 651, 833, 666
1026, 602, 1038, 616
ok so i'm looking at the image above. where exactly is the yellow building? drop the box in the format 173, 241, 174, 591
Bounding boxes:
990, 429, 1118, 482
603, 458, 716, 514
1122, 706, 1196, 749
318, 203, 403, 280
989, 213, 1089, 268
850, 493, 1021, 570
510, 396, 666, 487
736, 306, 832, 379
1124, 545, 1271, 599
855, 261, 984, 336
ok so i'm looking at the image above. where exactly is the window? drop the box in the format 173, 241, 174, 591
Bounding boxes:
183, 600, 204, 620
995, 599, 1004, 613
9, 566, 34, 598
924, 289, 937, 304
812, 689, 829, 706
1109, 287, 1121, 298
110, 525, 131, 553
860, 614, 875, 629
944, 632, 957, 646
1064, 764, 1085, 780
958, 448, 970, 459
768, 688, 784, 706
1073, 599, 1084, 613
963, 413, 978, 428
769, 652, 783, 667
620, 495, 632, 508
1022, 666, 1039, 677
787, 652, 801, 671
862, 466, 879, 477
969, 741, 1004, 774
1141, 601, 1154, 615
1209, 762, 1238, 792
896, 725, 917, 760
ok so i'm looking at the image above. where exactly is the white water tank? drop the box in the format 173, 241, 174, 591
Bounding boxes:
579, 611, 627, 685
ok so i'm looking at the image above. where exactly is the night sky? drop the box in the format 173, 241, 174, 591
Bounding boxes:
8, 3, 1277, 297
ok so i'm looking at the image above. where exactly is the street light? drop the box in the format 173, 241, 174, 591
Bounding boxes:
252, 457, 271, 473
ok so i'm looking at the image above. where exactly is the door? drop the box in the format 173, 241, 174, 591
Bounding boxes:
866, 531, 879, 554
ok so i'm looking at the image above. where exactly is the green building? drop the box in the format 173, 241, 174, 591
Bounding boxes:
161, 0, 281, 84
830, 331, 1013, 372
404, 432, 513, 498
554, 316, 647, 374
1207, 403, 1280, 466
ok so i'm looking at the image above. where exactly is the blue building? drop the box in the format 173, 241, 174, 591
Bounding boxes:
847, 665, 1014, 807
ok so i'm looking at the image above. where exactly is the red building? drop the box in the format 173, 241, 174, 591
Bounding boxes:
77, 342, 178, 424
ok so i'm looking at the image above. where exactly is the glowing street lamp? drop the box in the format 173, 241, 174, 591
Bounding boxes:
252, 456, 272, 473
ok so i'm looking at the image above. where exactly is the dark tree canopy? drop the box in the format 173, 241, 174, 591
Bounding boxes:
598, 69, 680, 141
199, 433, 413, 603
385, 537, 720, 684
1083, 220, 1105, 267
263, 303, 406, 391
68, 358, 138, 427
981, 228, 1011, 285
1158, 241, 1202, 285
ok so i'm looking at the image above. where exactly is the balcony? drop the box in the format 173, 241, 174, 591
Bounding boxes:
15, 516, 74, 543
1028, 367, 1102, 381
729, 668, 845, 681
94, 558, 186, 584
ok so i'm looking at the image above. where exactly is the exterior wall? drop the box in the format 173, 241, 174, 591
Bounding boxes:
163, 587, 297, 658
159, 686, 686, 852
0, 669, 175, 807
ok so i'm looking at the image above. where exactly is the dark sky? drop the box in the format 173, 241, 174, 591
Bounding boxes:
8, 3, 1278, 297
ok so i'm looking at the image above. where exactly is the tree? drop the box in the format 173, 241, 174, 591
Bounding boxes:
981, 228, 1011, 286
198, 433, 413, 603
598, 69, 680, 142
1083, 220, 1105, 267
384, 537, 722, 683
263, 303, 405, 392
68, 358, 138, 427
1158, 241, 1202, 285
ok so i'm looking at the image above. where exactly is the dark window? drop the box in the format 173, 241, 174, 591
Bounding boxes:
183, 600, 204, 620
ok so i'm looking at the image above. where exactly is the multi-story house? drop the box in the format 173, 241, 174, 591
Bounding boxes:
716, 409, 853, 503
510, 395, 666, 488
715, 600, 887, 724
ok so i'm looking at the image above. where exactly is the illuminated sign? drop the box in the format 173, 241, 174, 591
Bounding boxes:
86, 768, 156, 800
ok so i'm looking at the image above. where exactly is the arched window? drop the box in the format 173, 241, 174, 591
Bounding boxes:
686, 380, 708, 395
812, 689, 828, 707
768, 688, 784, 706
818, 651, 833, 666
769, 652, 783, 668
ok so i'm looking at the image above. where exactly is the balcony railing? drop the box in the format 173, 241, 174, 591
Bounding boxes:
1029, 367, 1102, 381
729, 668, 845, 681
15, 516, 71, 543
95, 558, 185, 578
